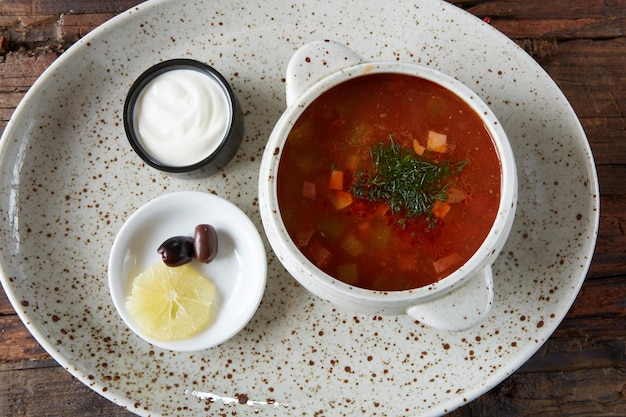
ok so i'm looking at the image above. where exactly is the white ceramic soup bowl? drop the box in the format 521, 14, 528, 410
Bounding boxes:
259, 41, 517, 331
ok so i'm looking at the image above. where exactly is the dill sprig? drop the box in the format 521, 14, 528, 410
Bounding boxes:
351, 136, 466, 225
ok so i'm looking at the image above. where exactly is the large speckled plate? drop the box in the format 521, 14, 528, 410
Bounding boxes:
0, 0, 599, 415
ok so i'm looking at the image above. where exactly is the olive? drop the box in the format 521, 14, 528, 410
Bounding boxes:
157, 236, 195, 267
193, 224, 218, 263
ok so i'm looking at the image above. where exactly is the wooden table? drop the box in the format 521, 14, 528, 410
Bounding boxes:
1, 1, 624, 415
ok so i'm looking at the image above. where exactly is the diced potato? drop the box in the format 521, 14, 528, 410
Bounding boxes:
329, 190, 353, 210
371, 220, 392, 249
345, 154, 360, 172
346, 122, 371, 145
341, 234, 365, 257
288, 118, 314, 144
317, 216, 344, 241
427, 130, 447, 153
337, 264, 358, 285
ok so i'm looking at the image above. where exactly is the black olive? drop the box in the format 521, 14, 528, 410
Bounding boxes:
157, 236, 195, 267
193, 224, 218, 263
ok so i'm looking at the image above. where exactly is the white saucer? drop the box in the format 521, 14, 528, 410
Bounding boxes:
108, 191, 266, 351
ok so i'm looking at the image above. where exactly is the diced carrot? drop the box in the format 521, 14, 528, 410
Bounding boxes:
329, 190, 353, 210
433, 252, 463, 274
308, 240, 332, 269
432, 200, 451, 219
427, 130, 447, 153
329, 169, 344, 191
302, 181, 316, 200
412, 139, 426, 156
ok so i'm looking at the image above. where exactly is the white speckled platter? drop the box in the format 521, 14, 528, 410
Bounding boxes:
0, 0, 599, 416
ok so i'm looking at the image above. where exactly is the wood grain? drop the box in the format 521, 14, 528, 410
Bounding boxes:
1, 0, 625, 416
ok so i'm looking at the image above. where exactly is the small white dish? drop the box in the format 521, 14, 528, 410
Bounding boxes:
108, 191, 267, 351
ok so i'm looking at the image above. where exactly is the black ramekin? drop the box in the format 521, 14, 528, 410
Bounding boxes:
123, 59, 244, 174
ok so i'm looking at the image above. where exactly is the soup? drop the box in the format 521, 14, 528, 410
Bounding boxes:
277, 73, 501, 291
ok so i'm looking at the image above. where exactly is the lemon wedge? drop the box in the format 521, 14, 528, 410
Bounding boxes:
126, 262, 217, 341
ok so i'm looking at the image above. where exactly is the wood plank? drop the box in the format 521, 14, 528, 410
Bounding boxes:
584, 118, 626, 167
0, 362, 135, 416
456, 0, 625, 20
448, 368, 626, 416
494, 17, 626, 39
0, 51, 58, 132
59, 13, 123, 44
590, 196, 626, 277
0, 314, 50, 363
0, 0, 143, 15
543, 39, 626, 120
567, 275, 626, 319
521, 336, 626, 373
0, 1, 144, 53
595, 164, 626, 196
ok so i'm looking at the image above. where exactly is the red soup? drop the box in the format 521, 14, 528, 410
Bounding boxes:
277, 73, 501, 291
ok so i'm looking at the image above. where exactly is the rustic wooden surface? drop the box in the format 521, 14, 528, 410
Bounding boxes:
1, 0, 625, 416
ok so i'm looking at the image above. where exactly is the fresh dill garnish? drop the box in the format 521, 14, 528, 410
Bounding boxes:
351, 136, 467, 225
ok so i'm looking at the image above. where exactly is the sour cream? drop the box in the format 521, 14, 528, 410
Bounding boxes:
133, 69, 230, 167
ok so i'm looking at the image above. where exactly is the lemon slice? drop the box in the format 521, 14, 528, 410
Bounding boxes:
126, 262, 217, 341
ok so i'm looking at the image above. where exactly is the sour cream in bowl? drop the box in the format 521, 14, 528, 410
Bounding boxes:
123, 59, 243, 174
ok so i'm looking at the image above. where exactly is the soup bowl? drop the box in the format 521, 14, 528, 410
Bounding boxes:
259, 41, 517, 331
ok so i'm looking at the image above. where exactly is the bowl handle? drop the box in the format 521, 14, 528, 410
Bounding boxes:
406, 266, 494, 332
285, 40, 364, 107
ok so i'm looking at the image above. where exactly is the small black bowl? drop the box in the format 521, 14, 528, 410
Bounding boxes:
123, 59, 244, 174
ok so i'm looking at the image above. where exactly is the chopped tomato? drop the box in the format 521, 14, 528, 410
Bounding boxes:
293, 227, 314, 247
308, 240, 332, 269
433, 252, 463, 274
446, 187, 467, 203
302, 181, 316, 200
